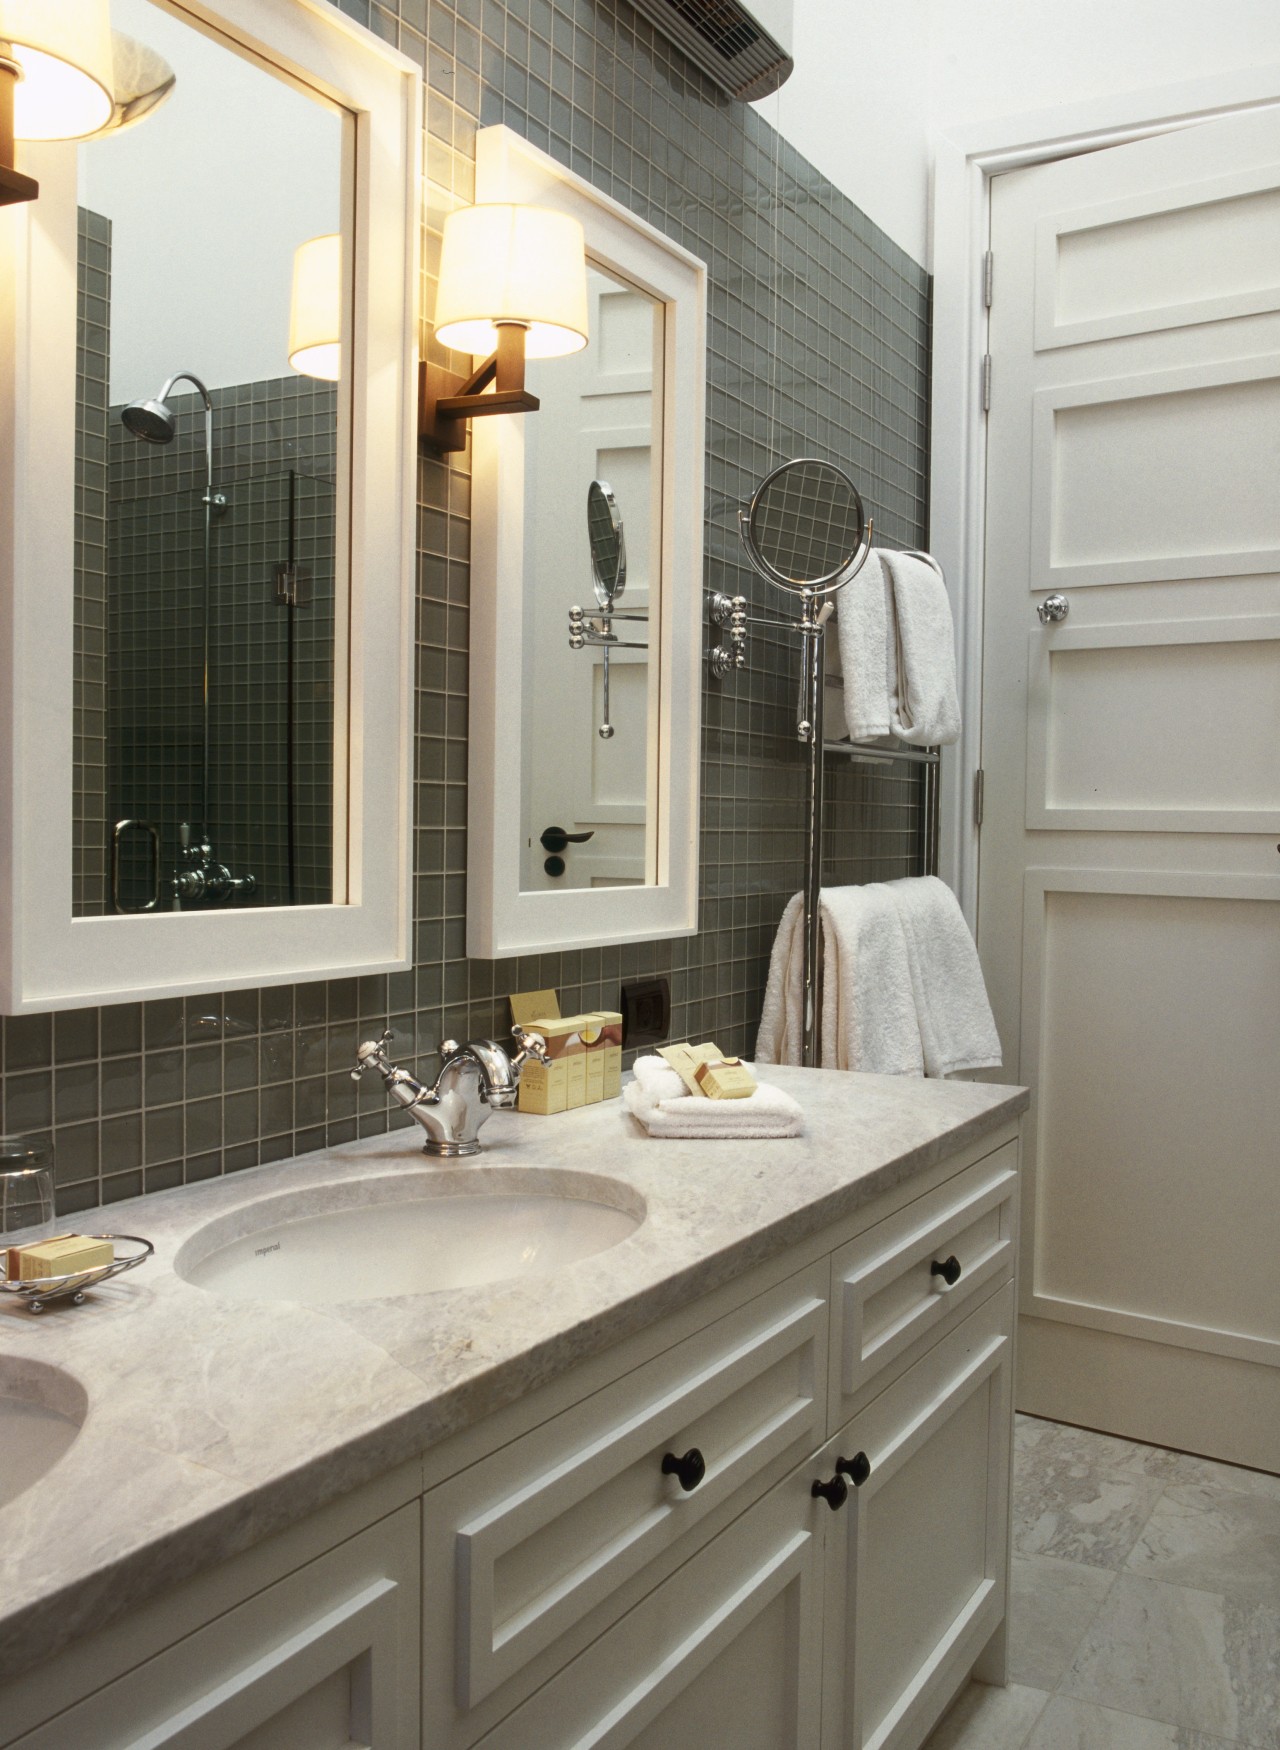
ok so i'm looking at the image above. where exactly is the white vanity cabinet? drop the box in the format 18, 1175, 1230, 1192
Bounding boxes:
0, 1119, 1019, 1750
422, 1125, 1019, 1750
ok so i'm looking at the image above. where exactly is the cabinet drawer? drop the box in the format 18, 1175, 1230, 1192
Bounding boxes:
473, 1457, 824, 1750
423, 1261, 829, 1746
831, 1143, 1017, 1420
9, 1506, 421, 1750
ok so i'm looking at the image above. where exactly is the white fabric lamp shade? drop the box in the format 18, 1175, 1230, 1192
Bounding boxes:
0, 0, 115, 140
434, 203, 588, 359
289, 233, 341, 382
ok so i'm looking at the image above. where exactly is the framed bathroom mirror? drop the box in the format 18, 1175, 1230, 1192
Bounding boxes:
466, 127, 706, 956
0, 0, 420, 1009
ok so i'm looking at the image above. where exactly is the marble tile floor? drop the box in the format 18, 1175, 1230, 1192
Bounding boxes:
924, 1414, 1280, 1750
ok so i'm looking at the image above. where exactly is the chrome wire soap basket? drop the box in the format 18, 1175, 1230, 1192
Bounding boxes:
1, 1235, 154, 1313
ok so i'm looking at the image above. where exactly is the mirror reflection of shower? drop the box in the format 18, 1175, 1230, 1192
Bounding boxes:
119, 369, 255, 908
569, 479, 647, 740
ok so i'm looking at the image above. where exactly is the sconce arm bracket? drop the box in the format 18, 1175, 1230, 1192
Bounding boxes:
418, 323, 541, 453
0, 65, 38, 207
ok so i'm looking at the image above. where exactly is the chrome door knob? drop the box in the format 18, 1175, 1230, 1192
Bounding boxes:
1037, 593, 1069, 625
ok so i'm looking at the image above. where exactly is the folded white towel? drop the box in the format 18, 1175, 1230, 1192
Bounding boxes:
835, 548, 893, 741
882, 551, 961, 747
755, 887, 923, 1076
624, 1057, 804, 1138
884, 877, 1002, 1077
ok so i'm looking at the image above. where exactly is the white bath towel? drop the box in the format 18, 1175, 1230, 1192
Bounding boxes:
835, 548, 893, 740
754, 891, 806, 1067
884, 877, 1002, 1077
882, 551, 961, 747
624, 1057, 804, 1138
755, 887, 924, 1077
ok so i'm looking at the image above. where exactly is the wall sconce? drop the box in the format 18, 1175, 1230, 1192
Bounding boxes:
419, 202, 588, 454
0, 0, 116, 207
288, 233, 341, 382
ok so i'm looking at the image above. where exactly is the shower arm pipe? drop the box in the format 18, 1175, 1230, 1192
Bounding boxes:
158, 372, 216, 835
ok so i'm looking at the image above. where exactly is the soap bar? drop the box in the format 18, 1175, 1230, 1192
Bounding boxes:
658, 1041, 736, 1096
694, 1057, 757, 1100
7, 1233, 113, 1281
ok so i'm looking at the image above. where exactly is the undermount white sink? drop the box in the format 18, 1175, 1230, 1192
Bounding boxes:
0, 1363, 87, 1510
175, 1168, 645, 1306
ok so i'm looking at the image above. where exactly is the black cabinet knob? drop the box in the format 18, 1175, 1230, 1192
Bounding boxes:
661, 1447, 706, 1492
931, 1254, 962, 1286
811, 1473, 848, 1511
836, 1451, 871, 1487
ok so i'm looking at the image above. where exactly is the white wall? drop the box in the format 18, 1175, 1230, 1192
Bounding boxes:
773, 0, 1280, 264
78, 0, 341, 401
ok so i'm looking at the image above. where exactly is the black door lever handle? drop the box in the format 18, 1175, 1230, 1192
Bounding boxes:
539, 825, 596, 853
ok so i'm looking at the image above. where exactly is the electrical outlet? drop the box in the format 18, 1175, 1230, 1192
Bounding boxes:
620, 977, 670, 1049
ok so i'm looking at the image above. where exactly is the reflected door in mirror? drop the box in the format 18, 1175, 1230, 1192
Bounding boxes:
521, 267, 663, 892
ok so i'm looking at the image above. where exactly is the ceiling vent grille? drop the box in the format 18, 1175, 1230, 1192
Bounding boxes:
628, 0, 794, 101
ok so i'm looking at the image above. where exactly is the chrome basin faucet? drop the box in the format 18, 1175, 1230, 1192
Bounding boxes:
350, 1027, 548, 1157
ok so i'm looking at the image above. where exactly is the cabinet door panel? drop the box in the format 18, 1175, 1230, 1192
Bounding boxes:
424, 1263, 828, 1748
823, 1283, 1014, 1750
11, 1508, 420, 1750
474, 1460, 823, 1750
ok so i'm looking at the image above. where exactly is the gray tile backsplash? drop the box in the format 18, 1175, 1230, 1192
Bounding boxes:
9, 0, 931, 1214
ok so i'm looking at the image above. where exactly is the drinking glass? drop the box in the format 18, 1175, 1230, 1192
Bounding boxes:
0, 1137, 56, 1247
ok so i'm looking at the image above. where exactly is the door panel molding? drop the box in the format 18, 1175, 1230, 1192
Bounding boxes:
1019, 867, 1280, 1368
1025, 615, 1280, 831
1034, 162, 1280, 350
1030, 354, 1280, 589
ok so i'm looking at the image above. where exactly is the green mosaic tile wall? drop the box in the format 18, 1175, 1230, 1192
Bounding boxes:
6, 0, 931, 1213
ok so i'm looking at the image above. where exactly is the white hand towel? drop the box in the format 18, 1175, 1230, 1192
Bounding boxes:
818, 884, 924, 1076
884, 876, 1002, 1077
882, 551, 961, 747
835, 548, 893, 740
623, 1071, 804, 1139
755, 887, 923, 1076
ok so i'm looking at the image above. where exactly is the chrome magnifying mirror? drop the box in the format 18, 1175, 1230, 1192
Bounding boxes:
587, 478, 626, 609
739, 457, 871, 596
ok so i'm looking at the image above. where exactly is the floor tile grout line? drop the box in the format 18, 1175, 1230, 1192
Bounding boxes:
1047, 1565, 1119, 1698
1012, 1686, 1054, 1750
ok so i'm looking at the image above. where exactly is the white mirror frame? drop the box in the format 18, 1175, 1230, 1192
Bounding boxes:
0, 0, 420, 1012
466, 126, 707, 958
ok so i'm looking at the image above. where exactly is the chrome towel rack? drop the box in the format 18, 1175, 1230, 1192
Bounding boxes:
709, 465, 943, 1067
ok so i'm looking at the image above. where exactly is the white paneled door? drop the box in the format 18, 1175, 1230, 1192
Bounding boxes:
979, 106, 1280, 1471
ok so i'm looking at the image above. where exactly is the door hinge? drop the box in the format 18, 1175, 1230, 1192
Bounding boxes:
983, 249, 994, 308
981, 355, 992, 413
974, 768, 985, 828
274, 561, 308, 607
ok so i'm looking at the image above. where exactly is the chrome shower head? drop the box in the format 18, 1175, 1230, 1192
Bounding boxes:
121, 397, 177, 443
121, 372, 214, 445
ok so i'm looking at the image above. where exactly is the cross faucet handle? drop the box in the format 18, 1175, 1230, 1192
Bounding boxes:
351, 1028, 395, 1081
511, 1023, 548, 1063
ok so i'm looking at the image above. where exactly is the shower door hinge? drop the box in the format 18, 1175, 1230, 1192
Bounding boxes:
274, 561, 308, 607
980, 354, 993, 413
974, 767, 985, 828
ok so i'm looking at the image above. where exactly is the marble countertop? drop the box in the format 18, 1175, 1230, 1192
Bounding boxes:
0, 1064, 1026, 1682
